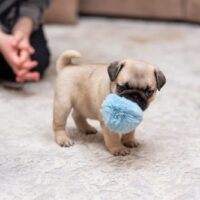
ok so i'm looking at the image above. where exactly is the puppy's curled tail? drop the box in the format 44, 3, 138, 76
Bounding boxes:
56, 50, 81, 73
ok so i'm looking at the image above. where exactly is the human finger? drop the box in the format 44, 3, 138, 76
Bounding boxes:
21, 60, 38, 70
22, 72, 40, 81
19, 50, 29, 64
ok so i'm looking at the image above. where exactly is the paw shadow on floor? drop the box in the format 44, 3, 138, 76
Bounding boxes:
68, 126, 104, 146
67, 127, 153, 166
47, 126, 154, 168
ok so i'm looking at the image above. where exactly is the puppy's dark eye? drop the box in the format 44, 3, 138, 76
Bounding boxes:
117, 83, 129, 92
144, 89, 154, 97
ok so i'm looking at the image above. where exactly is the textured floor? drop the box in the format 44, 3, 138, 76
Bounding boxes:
0, 18, 200, 200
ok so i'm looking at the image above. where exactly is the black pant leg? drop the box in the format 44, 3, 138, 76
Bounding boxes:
30, 25, 51, 78
0, 54, 16, 81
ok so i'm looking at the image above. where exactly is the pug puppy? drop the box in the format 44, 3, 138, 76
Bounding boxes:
53, 50, 166, 156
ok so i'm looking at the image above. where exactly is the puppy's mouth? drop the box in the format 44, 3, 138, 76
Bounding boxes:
118, 89, 148, 111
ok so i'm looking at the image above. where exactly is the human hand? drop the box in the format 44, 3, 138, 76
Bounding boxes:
14, 32, 40, 82
0, 30, 40, 82
15, 57, 40, 82
0, 30, 23, 75
11, 17, 40, 82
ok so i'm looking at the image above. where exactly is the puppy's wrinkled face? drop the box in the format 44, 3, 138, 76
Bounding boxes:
108, 59, 166, 110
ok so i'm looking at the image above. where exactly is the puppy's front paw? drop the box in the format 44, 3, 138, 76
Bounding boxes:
122, 140, 139, 148
55, 135, 74, 147
109, 146, 130, 156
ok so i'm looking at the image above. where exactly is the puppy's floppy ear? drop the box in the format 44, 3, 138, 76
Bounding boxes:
154, 69, 166, 91
107, 61, 125, 81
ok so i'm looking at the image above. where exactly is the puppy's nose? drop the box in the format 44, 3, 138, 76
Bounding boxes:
130, 93, 147, 110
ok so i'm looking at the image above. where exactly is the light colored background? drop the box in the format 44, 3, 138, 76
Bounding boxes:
0, 18, 200, 199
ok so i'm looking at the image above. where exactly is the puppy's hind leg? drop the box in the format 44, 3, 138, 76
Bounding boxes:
53, 99, 74, 147
72, 110, 97, 135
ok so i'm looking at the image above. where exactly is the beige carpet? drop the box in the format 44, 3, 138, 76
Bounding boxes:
0, 17, 200, 200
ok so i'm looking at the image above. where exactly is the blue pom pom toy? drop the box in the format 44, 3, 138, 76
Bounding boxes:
101, 94, 143, 134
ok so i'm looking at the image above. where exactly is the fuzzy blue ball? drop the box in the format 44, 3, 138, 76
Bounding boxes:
101, 94, 143, 134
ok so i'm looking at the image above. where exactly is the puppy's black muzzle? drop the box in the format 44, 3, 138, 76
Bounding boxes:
119, 89, 148, 110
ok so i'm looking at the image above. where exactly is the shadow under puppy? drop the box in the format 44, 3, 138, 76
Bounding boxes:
53, 50, 166, 156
